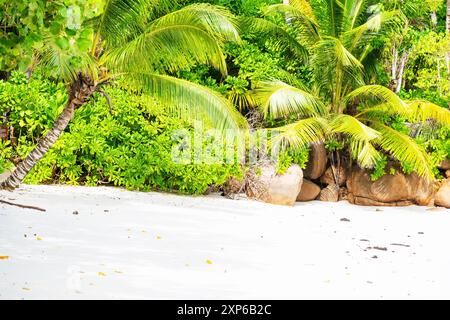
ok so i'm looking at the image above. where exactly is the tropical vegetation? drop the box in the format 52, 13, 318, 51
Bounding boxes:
1, 0, 449, 194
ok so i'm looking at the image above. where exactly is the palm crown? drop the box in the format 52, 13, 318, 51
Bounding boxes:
41, 0, 247, 131
249, 0, 450, 179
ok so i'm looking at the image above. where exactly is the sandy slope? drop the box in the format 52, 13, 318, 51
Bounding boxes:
0, 184, 449, 300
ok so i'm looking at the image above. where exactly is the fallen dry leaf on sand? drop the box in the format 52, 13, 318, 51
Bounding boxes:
98, 272, 106, 277
0, 256, 9, 260
206, 259, 213, 265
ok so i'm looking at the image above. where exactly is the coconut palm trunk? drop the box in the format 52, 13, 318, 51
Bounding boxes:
0, 76, 95, 190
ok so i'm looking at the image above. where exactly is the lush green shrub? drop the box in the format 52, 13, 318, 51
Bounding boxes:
275, 148, 309, 175
0, 74, 242, 194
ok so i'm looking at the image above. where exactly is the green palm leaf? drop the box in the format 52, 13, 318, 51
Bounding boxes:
150, 3, 241, 44
330, 114, 381, 168
407, 100, 450, 126
129, 73, 248, 131
330, 114, 380, 141
106, 24, 228, 75
348, 138, 381, 168
371, 122, 433, 180
262, 3, 320, 47
270, 117, 328, 150
94, 0, 174, 49
252, 80, 327, 119
239, 17, 308, 60
38, 37, 97, 83
345, 85, 409, 113
311, 37, 364, 98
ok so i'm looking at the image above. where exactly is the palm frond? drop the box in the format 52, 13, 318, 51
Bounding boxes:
289, 0, 317, 20
330, 114, 380, 141
227, 90, 255, 111
342, 0, 367, 31
341, 10, 402, 52
94, 0, 175, 49
345, 85, 409, 114
252, 80, 327, 119
239, 17, 308, 60
311, 37, 364, 94
348, 138, 381, 168
129, 73, 248, 131
38, 37, 97, 83
105, 24, 228, 75
371, 122, 434, 180
407, 100, 450, 126
329, 114, 382, 168
262, 3, 320, 46
150, 3, 241, 44
270, 117, 328, 150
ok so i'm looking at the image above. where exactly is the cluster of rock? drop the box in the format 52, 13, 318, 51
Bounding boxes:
244, 143, 450, 209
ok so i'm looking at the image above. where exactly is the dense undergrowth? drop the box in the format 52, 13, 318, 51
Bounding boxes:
0, 73, 243, 194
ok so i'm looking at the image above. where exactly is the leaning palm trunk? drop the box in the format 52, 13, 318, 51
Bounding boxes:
1, 76, 95, 190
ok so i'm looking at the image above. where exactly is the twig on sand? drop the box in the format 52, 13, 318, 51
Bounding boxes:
0, 199, 46, 212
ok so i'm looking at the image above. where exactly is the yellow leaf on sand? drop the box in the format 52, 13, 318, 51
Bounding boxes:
0, 256, 9, 260
206, 260, 213, 265
22, 288, 31, 291
98, 272, 106, 277
36, 236, 42, 241
156, 235, 162, 240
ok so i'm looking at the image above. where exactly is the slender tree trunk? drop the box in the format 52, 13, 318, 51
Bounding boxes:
390, 44, 398, 90
282, 0, 291, 24
1, 76, 95, 190
446, 0, 450, 33
389, 43, 410, 93
431, 11, 437, 29
395, 50, 410, 94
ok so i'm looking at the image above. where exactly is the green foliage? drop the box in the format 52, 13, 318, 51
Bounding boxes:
0, 76, 242, 194
276, 147, 309, 175
0, 0, 101, 72
415, 125, 450, 178
181, 0, 280, 16
370, 154, 388, 181
0, 71, 66, 138
0, 140, 13, 173
325, 138, 345, 152
403, 31, 450, 105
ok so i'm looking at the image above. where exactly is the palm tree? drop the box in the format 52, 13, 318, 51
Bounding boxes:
248, 0, 450, 180
1, 0, 247, 190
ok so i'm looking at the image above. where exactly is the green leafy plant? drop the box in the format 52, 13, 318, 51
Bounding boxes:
1, 0, 248, 190
0, 76, 242, 194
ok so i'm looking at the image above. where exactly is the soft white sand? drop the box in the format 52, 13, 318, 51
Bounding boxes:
0, 184, 449, 300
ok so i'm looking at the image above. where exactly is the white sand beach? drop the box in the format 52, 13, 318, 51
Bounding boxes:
0, 185, 449, 300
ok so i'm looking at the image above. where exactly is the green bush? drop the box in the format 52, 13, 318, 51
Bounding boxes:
0, 74, 242, 194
